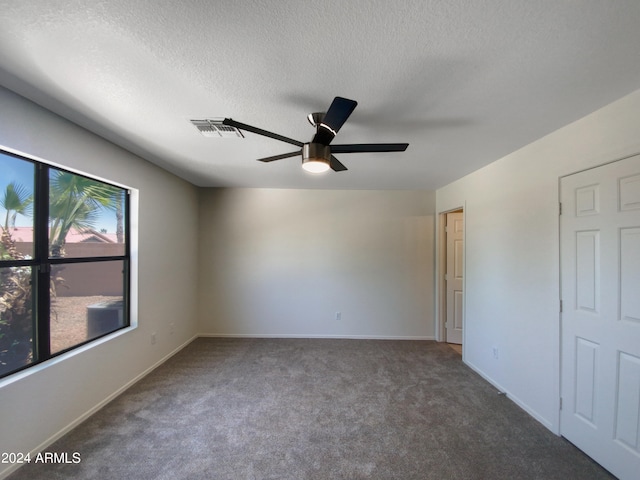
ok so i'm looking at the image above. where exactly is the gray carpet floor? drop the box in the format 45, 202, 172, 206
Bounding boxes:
8, 338, 614, 479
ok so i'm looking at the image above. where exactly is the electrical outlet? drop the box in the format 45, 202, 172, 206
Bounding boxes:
151, 332, 157, 345
492, 347, 499, 359
335, 312, 342, 321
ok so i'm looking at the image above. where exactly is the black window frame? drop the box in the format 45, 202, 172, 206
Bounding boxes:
0, 149, 131, 380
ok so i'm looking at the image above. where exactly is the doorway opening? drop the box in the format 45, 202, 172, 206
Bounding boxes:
438, 208, 464, 355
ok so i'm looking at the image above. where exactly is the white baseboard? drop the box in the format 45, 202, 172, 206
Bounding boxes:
0, 334, 198, 480
198, 333, 436, 340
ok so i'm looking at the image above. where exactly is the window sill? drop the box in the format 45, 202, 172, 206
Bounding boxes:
0, 324, 137, 389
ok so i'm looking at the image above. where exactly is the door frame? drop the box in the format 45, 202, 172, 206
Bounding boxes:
436, 206, 465, 347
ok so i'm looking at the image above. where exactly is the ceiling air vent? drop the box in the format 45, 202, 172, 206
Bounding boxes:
190, 118, 244, 138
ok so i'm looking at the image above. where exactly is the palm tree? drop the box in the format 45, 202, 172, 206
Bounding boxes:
1, 182, 33, 260
49, 171, 121, 257
1, 182, 33, 232
115, 193, 124, 244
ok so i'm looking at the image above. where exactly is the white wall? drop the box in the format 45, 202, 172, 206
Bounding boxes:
0, 87, 199, 478
436, 88, 640, 433
198, 188, 435, 339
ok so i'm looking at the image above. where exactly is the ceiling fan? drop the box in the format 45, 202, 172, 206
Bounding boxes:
222, 96, 409, 173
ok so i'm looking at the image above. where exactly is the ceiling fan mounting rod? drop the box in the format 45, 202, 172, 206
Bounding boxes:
307, 112, 325, 127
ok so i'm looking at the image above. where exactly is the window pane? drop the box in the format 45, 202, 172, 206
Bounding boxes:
50, 260, 125, 354
0, 266, 35, 376
49, 169, 126, 259
0, 152, 34, 260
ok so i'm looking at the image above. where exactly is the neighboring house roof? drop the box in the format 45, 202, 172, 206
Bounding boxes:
5, 226, 117, 243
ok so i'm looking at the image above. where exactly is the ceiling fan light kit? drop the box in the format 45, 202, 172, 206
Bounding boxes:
302, 143, 331, 173
222, 96, 409, 174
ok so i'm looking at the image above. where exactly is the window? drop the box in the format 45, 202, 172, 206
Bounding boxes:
1, 149, 130, 379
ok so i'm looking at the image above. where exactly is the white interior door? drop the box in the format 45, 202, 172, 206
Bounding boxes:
446, 211, 464, 344
560, 154, 640, 480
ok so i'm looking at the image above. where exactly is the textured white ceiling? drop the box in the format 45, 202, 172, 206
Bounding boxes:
1, 0, 640, 189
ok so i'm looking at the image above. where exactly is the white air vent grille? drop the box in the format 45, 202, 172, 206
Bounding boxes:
190, 119, 244, 138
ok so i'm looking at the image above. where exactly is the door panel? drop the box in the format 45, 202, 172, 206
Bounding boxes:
574, 337, 598, 425
620, 227, 640, 322
615, 351, 640, 452
561, 154, 640, 480
619, 174, 640, 211
575, 230, 599, 312
453, 290, 463, 332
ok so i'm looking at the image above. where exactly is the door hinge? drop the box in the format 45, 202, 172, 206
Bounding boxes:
445, 273, 449, 281
559, 202, 562, 215
560, 397, 563, 410
560, 300, 563, 313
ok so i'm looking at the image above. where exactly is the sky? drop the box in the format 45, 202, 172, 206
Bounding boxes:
1, 151, 121, 233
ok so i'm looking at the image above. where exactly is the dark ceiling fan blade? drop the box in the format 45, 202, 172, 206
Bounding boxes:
257, 150, 301, 162
312, 97, 358, 145
223, 118, 304, 147
331, 143, 409, 153
329, 155, 348, 172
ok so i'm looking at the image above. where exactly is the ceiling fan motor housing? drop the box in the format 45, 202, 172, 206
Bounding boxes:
303, 143, 331, 161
